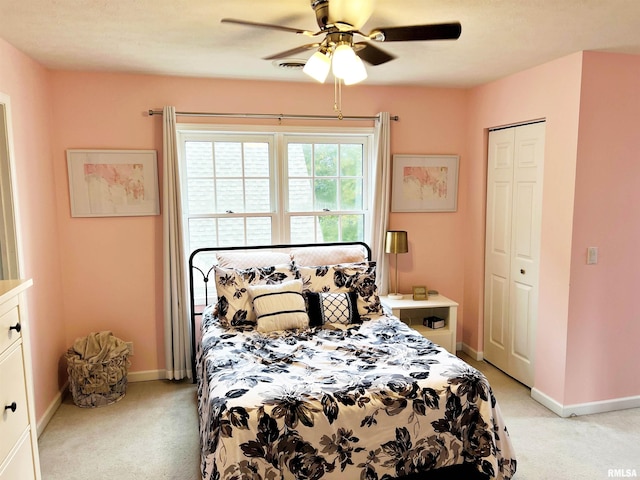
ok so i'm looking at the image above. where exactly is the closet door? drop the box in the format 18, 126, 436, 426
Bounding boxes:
484, 122, 545, 387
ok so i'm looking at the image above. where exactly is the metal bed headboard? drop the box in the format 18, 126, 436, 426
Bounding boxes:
188, 241, 372, 380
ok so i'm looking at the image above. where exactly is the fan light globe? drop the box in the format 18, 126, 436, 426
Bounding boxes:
303, 51, 331, 83
332, 44, 358, 79
343, 55, 368, 85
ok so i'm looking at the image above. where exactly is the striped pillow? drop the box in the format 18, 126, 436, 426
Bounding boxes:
248, 279, 309, 333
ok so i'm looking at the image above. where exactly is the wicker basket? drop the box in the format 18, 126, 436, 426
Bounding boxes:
65, 336, 131, 408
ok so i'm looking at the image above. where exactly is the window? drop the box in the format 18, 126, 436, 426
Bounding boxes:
178, 126, 374, 255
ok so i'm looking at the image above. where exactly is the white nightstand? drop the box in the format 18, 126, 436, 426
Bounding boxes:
380, 294, 458, 353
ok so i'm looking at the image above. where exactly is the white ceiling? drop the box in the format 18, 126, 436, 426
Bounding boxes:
1, 0, 640, 88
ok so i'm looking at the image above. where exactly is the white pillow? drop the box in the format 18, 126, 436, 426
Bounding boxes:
248, 279, 309, 333
290, 245, 367, 267
216, 251, 291, 269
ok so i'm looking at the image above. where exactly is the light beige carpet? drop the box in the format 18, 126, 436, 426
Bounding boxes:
38, 355, 640, 479
38, 379, 200, 480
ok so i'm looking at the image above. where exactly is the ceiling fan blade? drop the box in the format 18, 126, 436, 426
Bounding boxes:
370, 22, 462, 42
221, 18, 317, 36
354, 42, 395, 66
263, 44, 320, 60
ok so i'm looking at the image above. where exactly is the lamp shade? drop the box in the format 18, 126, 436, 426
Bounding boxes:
343, 55, 368, 85
303, 50, 331, 83
385, 230, 408, 254
332, 44, 358, 79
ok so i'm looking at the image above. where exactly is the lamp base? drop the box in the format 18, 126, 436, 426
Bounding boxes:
387, 293, 404, 300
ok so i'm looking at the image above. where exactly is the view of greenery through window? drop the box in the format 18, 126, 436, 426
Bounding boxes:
179, 129, 372, 256
290, 142, 364, 242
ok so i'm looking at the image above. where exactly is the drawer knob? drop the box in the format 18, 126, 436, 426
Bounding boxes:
9, 322, 21, 333
4, 402, 17, 413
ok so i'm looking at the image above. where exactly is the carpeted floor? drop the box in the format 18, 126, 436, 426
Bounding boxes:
38, 379, 200, 480
38, 354, 640, 479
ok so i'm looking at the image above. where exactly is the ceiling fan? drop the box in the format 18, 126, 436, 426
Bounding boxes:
221, 0, 462, 84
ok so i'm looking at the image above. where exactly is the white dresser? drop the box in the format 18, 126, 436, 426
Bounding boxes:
0, 279, 41, 480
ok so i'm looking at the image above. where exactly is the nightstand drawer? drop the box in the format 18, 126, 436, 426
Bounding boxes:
0, 344, 30, 463
0, 296, 21, 353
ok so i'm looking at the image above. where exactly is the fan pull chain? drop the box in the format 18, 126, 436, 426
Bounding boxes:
333, 77, 344, 120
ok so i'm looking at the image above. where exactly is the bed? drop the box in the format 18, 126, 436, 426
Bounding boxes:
189, 242, 517, 480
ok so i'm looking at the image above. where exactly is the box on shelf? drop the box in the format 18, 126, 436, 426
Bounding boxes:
423, 316, 445, 329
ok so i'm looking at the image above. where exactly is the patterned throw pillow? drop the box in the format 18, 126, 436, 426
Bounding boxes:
305, 291, 360, 327
297, 262, 382, 318
248, 279, 309, 333
214, 263, 299, 327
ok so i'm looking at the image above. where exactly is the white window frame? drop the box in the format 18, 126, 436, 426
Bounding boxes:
177, 123, 375, 254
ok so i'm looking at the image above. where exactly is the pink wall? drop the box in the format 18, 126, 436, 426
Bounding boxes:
49, 72, 469, 379
0, 38, 67, 421
466, 53, 584, 402
565, 52, 640, 403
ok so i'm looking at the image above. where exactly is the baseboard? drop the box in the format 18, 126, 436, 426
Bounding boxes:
459, 342, 483, 361
531, 388, 640, 417
37, 380, 68, 438
128, 369, 166, 382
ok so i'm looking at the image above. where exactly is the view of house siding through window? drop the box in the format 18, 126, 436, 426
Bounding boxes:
184, 139, 273, 249
180, 127, 369, 252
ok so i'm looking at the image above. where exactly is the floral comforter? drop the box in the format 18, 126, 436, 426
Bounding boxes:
197, 314, 517, 480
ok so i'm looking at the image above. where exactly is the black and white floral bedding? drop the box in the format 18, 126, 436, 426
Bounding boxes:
196, 312, 517, 480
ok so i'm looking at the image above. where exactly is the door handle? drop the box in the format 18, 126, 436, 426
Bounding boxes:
520, 269, 526, 275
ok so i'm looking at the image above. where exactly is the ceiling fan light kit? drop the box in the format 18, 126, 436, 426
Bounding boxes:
221, 0, 461, 114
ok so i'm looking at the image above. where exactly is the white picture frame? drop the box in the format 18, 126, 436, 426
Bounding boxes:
67, 149, 160, 217
391, 154, 459, 212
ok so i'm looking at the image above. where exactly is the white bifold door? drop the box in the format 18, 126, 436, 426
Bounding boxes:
484, 122, 545, 387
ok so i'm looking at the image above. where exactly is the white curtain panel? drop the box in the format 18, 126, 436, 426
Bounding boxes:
371, 112, 392, 295
162, 106, 191, 380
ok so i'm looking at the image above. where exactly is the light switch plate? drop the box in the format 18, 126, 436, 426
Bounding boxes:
587, 247, 598, 265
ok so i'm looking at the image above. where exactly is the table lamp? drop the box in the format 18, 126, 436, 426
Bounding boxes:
385, 230, 408, 299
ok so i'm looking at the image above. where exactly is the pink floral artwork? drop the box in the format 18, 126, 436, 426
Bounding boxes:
402, 166, 449, 200
84, 163, 145, 211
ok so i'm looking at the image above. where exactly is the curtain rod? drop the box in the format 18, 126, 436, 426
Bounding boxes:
147, 109, 399, 122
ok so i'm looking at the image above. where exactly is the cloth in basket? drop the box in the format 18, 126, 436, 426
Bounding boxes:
66, 331, 130, 407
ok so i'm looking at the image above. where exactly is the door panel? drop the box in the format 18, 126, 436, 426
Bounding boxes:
489, 275, 509, 349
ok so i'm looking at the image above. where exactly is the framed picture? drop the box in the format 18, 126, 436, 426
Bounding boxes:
67, 149, 160, 217
392, 154, 459, 212
412, 286, 428, 300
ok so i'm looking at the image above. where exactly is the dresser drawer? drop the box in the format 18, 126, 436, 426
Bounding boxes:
0, 430, 36, 480
0, 295, 21, 354
0, 344, 29, 463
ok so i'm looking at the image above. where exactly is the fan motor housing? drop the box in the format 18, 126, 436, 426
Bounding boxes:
311, 0, 329, 29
